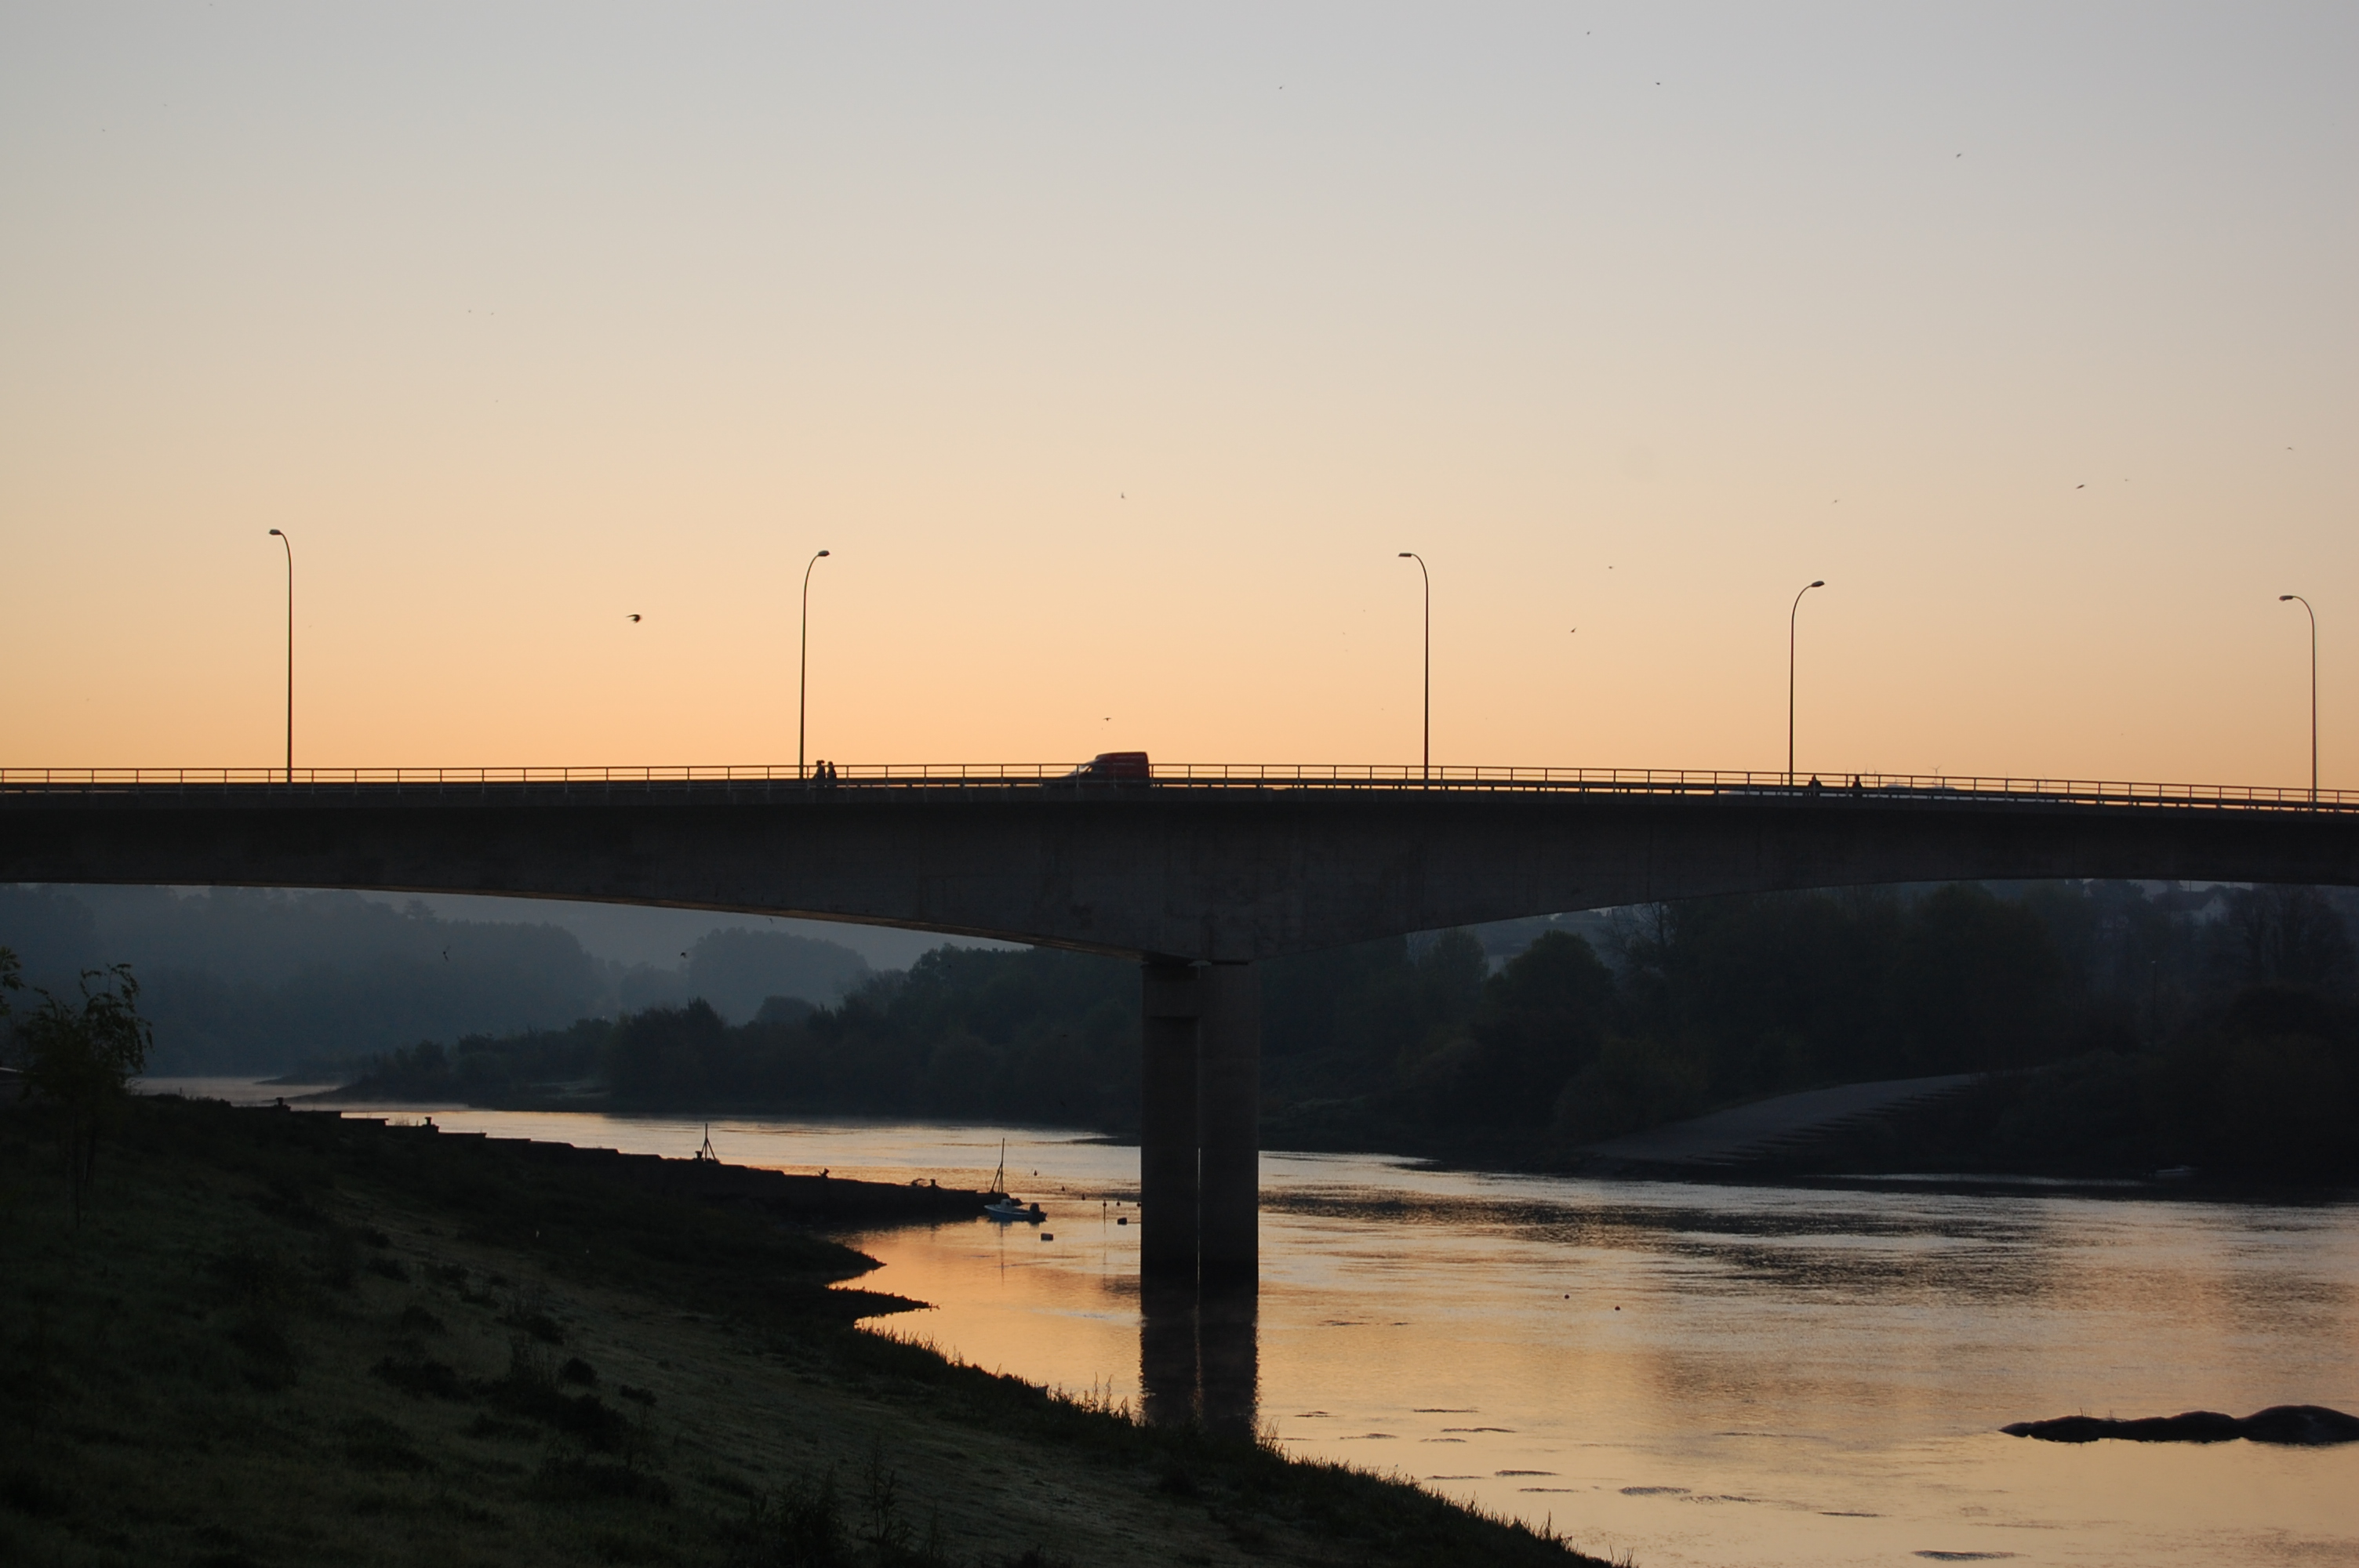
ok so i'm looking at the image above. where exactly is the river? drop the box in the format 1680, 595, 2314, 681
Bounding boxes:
147, 1082, 2359, 1566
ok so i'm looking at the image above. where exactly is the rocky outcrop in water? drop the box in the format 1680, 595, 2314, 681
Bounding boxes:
2004, 1406, 2359, 1446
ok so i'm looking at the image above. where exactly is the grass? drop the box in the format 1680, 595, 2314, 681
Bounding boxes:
0, 1097, 1608, 1566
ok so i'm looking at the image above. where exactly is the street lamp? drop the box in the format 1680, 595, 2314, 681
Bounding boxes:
798, 549, 831, 779
1788, 579, 1825, 786
2281, 594, 2317, 804
267, 529, 293, 784
1398, 553, 1430, 781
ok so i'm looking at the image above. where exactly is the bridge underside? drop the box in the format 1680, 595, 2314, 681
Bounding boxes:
8, 780, 2356, 1313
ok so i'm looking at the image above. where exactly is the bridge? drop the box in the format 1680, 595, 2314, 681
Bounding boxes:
6, 760, 2357, 1298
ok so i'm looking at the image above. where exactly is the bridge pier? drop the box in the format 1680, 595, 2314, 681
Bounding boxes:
1137, 958, 1261, 1430
1139, 961, 1202, 1279
1198, 961, 1260, 1283
1136, 959, 1261, 1286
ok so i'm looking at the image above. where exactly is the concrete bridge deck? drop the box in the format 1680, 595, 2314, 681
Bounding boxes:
5, 764, 2354, 962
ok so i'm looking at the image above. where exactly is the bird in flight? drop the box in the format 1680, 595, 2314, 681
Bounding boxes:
627, 613, 642, 622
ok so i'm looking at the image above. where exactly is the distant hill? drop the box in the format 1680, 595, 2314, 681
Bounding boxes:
0, 885, 874, 1076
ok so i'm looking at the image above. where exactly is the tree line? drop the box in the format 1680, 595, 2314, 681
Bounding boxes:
0, 886, 871, 1073
335, 880, 2359, 1179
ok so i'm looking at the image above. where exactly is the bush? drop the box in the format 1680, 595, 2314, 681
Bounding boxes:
531, 1457, 671, 1507
1550, 1034, 1709, 1144
373, 1356, 467, 1400
8, 963, 152, 1223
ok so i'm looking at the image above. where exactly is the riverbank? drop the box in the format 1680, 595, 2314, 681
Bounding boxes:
307, 1076, 2359, 1196
0, 1098, 1598, 1567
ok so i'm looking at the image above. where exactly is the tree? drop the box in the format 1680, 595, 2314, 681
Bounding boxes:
605, 1000, 729, 1107
1896, 884, 2066, 1073
2217, 886, 2354, 995
12, 963, 154, 1224
1412, 931, 1617, 1130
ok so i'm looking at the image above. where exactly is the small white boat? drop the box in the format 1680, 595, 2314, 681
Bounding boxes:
984, 1198, 1045, 1223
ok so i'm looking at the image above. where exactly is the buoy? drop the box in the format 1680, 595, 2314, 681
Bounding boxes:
1117, 1217, 1128, 1225
1040, 1233, 1053, 1241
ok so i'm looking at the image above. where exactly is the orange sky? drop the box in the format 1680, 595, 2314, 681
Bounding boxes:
4, 5, 2352, 786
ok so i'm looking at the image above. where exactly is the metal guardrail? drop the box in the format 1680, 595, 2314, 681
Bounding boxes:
0, 763, 2353, 812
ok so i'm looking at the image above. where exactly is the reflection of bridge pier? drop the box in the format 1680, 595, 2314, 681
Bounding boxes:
1139, 959, 1261, 1430
1140, 1268, 1260, 1436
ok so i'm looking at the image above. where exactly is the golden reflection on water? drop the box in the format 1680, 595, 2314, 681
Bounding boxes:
852, 1160, 2359, 1568
307, 1103, 2359, 1567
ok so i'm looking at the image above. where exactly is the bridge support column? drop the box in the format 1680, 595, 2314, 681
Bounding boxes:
1137, 959, 1262, 1431
1197, 960, 1260, 1283
1139, 960, 1201, 1282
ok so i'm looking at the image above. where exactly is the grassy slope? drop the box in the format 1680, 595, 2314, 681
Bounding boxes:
0, 1098, 1602, 1568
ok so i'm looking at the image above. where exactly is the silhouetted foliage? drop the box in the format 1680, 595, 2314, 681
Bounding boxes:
325, 880, 2359, 1178
8, 962, 153, 1223
1860, 981, 2359, 1181
1406, 931, 1616, 1130
2216, 886, 2354, 993
0, 886, 873, 1074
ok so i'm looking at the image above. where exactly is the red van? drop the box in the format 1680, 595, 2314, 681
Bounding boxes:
1063, 751, 1151, 782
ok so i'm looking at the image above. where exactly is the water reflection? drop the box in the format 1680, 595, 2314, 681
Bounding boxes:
1140, 1274, 1260, 1437
1198, 1278, 1259, 1439
296, 1103, 2359, 1568
1138, 1274, 1199, 1426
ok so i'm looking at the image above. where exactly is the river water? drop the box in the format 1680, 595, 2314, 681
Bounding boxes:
154, 1083, 2359, 1566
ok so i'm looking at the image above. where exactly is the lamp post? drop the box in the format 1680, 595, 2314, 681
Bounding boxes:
1788, 579, 1824, 786
2281, 594, 2317, 804
798, 549, 831, 779
267, 529, 293, 784
1398, 553, 1430, 781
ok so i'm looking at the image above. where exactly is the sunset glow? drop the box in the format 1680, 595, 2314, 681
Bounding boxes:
4, 7, 2351, 786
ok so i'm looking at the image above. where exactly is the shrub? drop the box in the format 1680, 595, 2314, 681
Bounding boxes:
531, 1457, 672, 1507
373, 1356, 467, 1400
397, 1303, 447, 1336
343, 1416, 434, 1474
9, 964, 152, 1223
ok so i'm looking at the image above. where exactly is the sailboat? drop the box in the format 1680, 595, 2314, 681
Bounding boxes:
983, 1141, 1042, 1222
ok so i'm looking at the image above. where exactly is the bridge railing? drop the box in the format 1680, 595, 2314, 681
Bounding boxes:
2, 763, 2355, 811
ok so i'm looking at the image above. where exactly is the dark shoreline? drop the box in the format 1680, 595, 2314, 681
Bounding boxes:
326, 1110, 997, 1225
289, 1088, 2359, 1204
2, 1094, 1602, 1566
